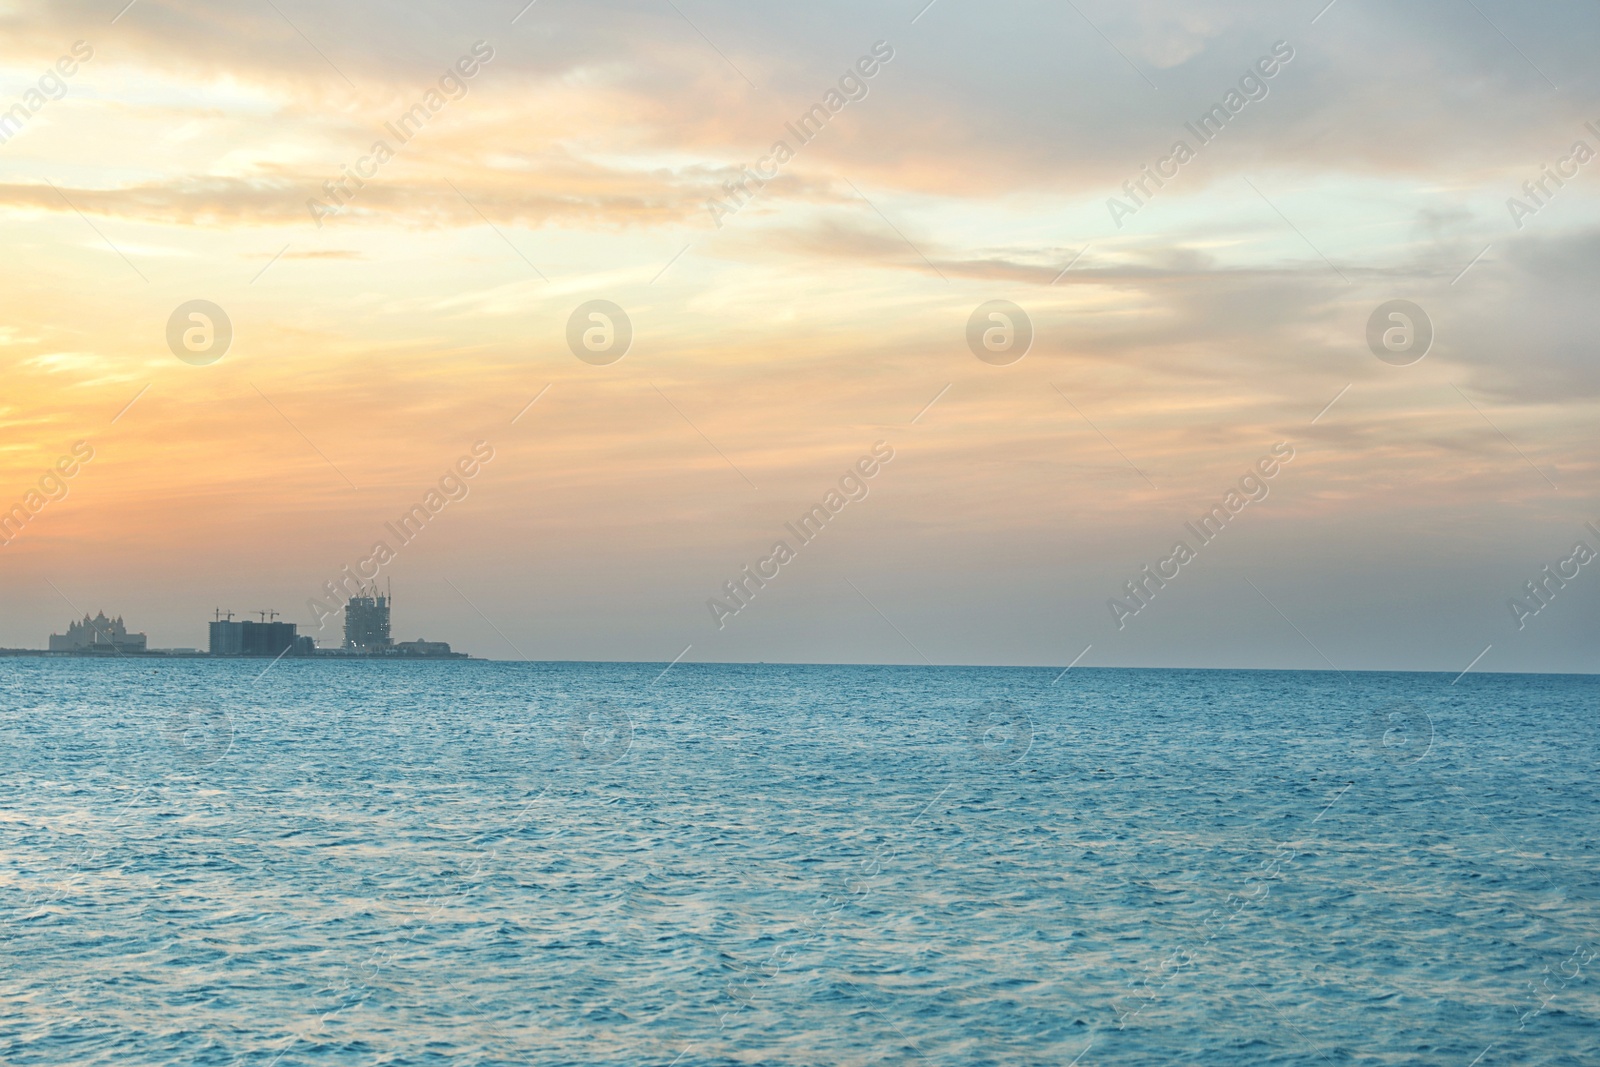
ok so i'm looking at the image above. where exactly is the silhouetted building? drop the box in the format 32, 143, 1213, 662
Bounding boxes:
395, 639, 463, 658
209, 618, 240, 655
209, 616, 303, 657
50, 612, 147, 653
344, 593, 391, 653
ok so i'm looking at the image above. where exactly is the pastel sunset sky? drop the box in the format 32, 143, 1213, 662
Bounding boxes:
2, 0, 1597, 672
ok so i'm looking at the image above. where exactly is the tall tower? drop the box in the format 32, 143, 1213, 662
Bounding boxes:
342, 586, 392, 653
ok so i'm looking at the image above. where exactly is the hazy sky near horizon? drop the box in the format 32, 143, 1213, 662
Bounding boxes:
2, 0, 1598, 672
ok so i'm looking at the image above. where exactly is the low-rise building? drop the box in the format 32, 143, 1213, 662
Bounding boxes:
394, 638, 463, 658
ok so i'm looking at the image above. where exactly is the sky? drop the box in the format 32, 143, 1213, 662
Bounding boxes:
1, 0, 1598, 673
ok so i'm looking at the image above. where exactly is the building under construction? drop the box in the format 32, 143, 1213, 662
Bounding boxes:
343, 588, 392, 653
208, 610, 312, 657
201, 586, 462, 658
341, 586, 464, 657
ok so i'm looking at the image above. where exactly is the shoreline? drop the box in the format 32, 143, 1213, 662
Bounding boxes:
0, 648, 469, 661
1, 651, 1594, 678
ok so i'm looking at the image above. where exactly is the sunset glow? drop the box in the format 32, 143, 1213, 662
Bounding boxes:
2, 0, 1596, 672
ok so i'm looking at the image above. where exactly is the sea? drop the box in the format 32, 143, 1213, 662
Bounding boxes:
1, 659, 1596, 1066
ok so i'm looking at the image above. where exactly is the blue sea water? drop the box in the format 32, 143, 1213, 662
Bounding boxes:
1, 659, 1596, 1066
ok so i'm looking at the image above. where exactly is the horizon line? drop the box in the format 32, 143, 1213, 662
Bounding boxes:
1, 651, 1594, 679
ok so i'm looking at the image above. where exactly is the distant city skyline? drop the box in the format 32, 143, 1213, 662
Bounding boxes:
1, 1, 1597, 673
22, 590, 462, 658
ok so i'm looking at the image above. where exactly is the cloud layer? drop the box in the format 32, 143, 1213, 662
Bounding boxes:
0, 0, 1596, 672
